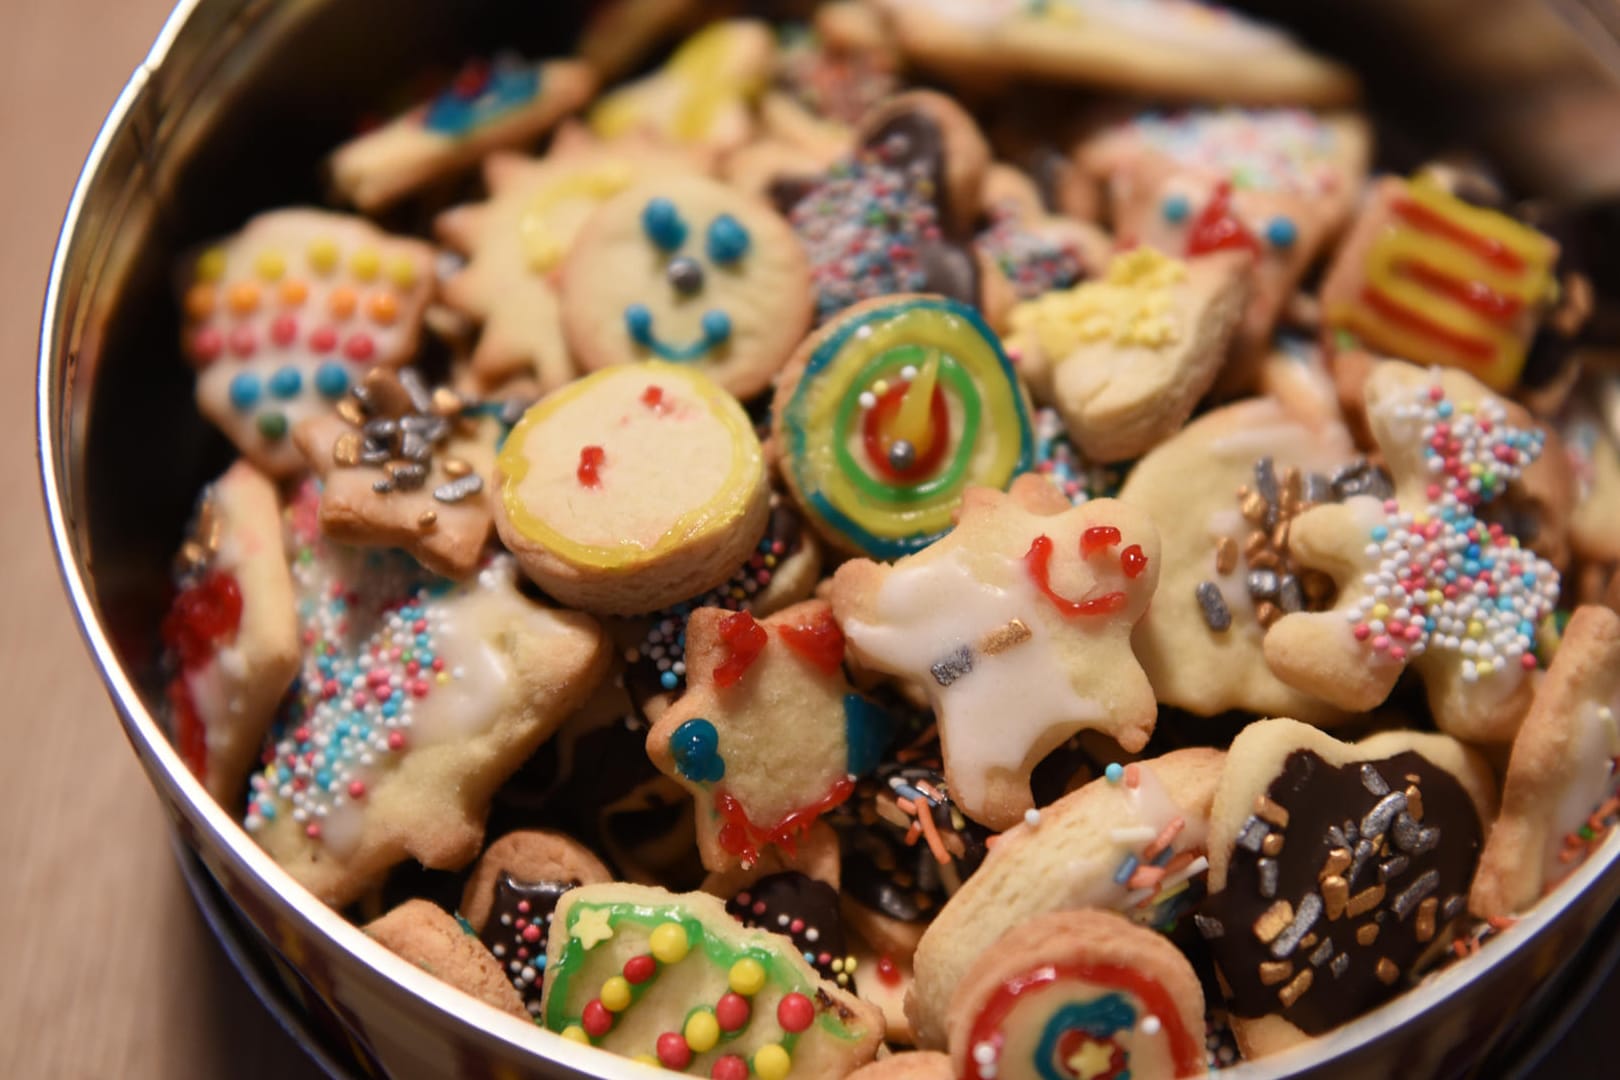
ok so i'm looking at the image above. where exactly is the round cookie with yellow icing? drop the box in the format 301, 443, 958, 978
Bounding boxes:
493, 362, 770, 615
772, 294, 1036, 559
946, 910, 1208, 1080
561, 174, 813, 400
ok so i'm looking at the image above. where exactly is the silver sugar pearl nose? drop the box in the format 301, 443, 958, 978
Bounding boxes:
667, 255, 705, 295
888, 439, 917, 472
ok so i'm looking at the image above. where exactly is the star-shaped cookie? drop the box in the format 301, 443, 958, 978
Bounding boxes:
830, 475, 1161, 830
646, 599, 875, 873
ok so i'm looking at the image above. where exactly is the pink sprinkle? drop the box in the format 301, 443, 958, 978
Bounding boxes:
410, 680, 430, 698
517, 900, 531, 914
294, 726, 311, 743
306, 823, 322, 839
348, 780, 366, 798
522, 925, 540, 943
351, 692, 368, 708
1390, 645, 1407, 661
1372, 635, 1390, 650
1522, 654, 1539, 670
790, 919, 805, 933
431, 657, 445, 672
1353, 623, 1371, 640
1429, 385, 1445, 402
387, 731, 406, 751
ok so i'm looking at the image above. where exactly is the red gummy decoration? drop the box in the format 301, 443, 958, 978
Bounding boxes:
715, 778, 856, 867
166, 677, 209, 781
777, 992, 815, 1033
641, 385, 666, 411
1080, 525, 1121, 557
876, 955, 901, 987
162, 571, 244, 670
714, 610, 768, 689
623, 954, 657, 985
656, 1033, 692, 1070
715, 993, 751, 1032
1120, 544, 1148, 579
577, 445, 606, 488
776, 608, 846, 675
581, 1000, 613, 1038
1186, 181, 1259, 257
1024, 536, 1128, 618
861, 379, 950, 481
711, 1056, 748, 1080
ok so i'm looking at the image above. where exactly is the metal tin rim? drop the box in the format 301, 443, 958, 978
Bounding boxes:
33, 2, 1620, 1076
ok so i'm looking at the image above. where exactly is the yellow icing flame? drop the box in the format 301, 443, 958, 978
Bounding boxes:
892, 350, 941, 448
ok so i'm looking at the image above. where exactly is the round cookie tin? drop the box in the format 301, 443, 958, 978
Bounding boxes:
36, 1, 1620, 1077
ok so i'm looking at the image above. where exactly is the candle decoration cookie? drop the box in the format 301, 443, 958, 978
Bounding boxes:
946, 910, 1208, 1080
560, 175, 813, 400
910, 749, 1222, 1049
1008, 247, 1251, 463
493, 362, 771, 614
1198, 718, 1496, 1060
329, 55, 596, 213
1320, 176, 1562, 392
1262, 361, 1562, 744
773, 295, 1035, 560
161, 461, 300, 806
180, 210, 437, 477
647, 600, 877, 873
540, 882, 885, 1075
830, 476, 1161, 829
1471, 606, 1620, 919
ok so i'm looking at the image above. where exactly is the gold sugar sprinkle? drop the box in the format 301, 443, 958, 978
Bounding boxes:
1259, 961, 1293, 986
1322, 875, 1349, 921
431, 387, 464, 416
417, 510, 437, 530
1216, 536, 1239, 575
1242, 492, 1269, 523
1357, 923, 1380, 946
1256, 601, 1282, 628
337, 397, 365, 426
1415, 896, 1438, 943
1376, 958, 1399, 985
1271, 519, 1291, 552
1254, 900, 1294, 943
1347, 884, 1386, 919
333, 431, 363, 467
981, 619, 1032, 655
1245, 530, 1269, 558
1405, 784, 1424, 822
1255, 795, 1290, 828
1321, 848, 1351, 878
1262, 832, 1285, 857
1278, 969, 1314, 1008
442, 457, 472, 479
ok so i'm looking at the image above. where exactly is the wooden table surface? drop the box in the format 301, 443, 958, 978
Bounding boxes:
0, 2, 318, 1077
5, 3, 1620, 1079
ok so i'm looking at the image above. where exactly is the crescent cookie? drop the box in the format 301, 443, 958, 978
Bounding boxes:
1262, 361, 1562, 744
909, 749, 1223, 1049
161, 461, 299, 806
947, 910, 1208, 1080
493, 363, 771, 615
1470, 606, 1620, 919
772, 295, 1036, 560
1119, 397, 1355, 723
1007, 246, 1251, 463
180, 209, 437, 477
1197, 718, 1497, 1061
328, 57, 596, 213
561, 175, 813, 400
830, 476, 1161, 830
540, 882, 885, 1074
363, 899, 529, 1020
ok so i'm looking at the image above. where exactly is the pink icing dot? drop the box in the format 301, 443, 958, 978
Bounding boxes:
270, 314, 298, 346
228, 326, 257, 358
193, 328, 224, 362
343, 333, 375, 361
309, 326, 338, 352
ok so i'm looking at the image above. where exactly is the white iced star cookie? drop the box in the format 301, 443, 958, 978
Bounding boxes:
830, 475, 1161, 830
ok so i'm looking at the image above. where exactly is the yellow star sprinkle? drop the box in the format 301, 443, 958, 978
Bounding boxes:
571, 906, 615, 950
1068, 1039, 1118, 1080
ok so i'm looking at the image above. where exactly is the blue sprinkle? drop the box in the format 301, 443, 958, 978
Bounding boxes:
229, 372, 262, 411
642, 197, 688, 251
1113, 854, 1139, 885
660, 670, 679, 691
1370, 525, 1389, 542
1437, 401, 1454, 418
316, 769, 332, 789
269, 365, 302, 399
706, 214, 752, 264
260, 804, 276, 820
803, 952, 815, 965
1265, 216, 1297, 248
536, 955, 547, 970
1105, 762, 1124, 784
1161, 193, 1190, 224
315, 361, 350, 399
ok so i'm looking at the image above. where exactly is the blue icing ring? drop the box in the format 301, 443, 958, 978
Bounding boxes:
1033, 994, 1137, 1080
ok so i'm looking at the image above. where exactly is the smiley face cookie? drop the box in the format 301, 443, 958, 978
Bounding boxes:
647, 601, 870, 873
1320, 176, 1562, 393
244, 505, 610, 906
561, 175, 812, 400
1470, 606, 1620, 919
493, 363, 770, 614
773, 295, 1035, 560
329, 56, 596, 212
436, 136, 709, 392
1119, 397, 1355, 723
1007, 246, 1251, 462
180, 210, 438, 477
947, 910, 1209, 1080
830, 477, 1161, 830
875, 0, 1358, 106
540, 882, 885, 1074
161, 461, 300, 806
1263, 361, 1563, 744
909, 748, 1222, 1049
1198, 718, 1496, 1060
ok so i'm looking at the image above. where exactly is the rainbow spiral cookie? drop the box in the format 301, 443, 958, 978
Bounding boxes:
773, 296, 1034, 559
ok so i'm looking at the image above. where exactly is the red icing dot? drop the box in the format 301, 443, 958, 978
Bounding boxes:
641, 385, 666, 412
656, 1032, 692, 1069
714, 610, 768, 689
716, 992, 750, 1031
309, 326, 338, 353
1080, 526, 1121, 557
270, 314, 299, 347
581, 1000, 613, 1038
711, 1055, 748, 1080
192, 328, 224, 363
228, 326, 257, 358
1120, 544, 1148, 579
343, 333, 375, 361
577, 445, 606, 488
877, 954, 901, 986
776, 608, 845, 675
624, 954, 657, 984
777, 992, 814, 1033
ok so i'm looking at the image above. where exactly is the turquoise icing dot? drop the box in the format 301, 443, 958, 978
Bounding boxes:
670, 718, 724, 783
1161, 193, 1190, 224
1265, 215, 1297, 248
229, 372, 262, 411
269, 365, 303, 399
315, 361, 350, 399
642, 197, 688, 251
706, 214, 751, 264
843, 694, 895, 777
700, 309, 732, 345
1105, 762, 1125, 784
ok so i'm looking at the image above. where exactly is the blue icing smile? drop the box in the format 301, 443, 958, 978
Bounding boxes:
625, 304, 732, 362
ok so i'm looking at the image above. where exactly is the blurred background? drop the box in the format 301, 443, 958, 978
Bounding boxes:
6, 1, 1620, 1077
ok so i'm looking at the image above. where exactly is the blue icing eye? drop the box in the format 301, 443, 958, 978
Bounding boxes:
1161, 193, 1190, 224
706, 214, 751, 264
643, 198, 688, 251
701, 310, 732, 346
842, 694, 895, 777
315, 361, 350, 399
229, 372, 262, 412
1265, 215, 1297, 248
269, 365, 303, 399
670, 718, 724, 783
